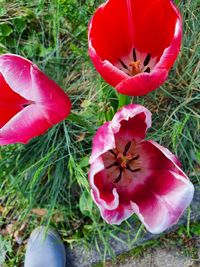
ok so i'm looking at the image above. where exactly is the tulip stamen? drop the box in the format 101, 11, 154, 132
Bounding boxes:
126, 165, 141, 173
109, 149, 117, 157
107, 145, 141, 183
129, 155, 140, 162
143, 54, 151, 66
114, 167, 123, 183
106, 161, 119, 169
118, 49, 153, 76
133, 48, 137, 61
23, 103, 31, 108
123, 141, 132, 156
144, 67, 150, 73
119, 59, 128, 69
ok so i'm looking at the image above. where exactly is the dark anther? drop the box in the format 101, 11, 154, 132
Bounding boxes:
106, 161, 119, 169
109, 150, 117, 157
143, 53, 151, 66
23, 104, 30, 108
119, 59, 128, 69
129, 155, 140, 162
114, 167, 123, 183
133, 48, 137, 62
144, 67, 150, 73
126, 165, 141, 173
123, 141, 131, 156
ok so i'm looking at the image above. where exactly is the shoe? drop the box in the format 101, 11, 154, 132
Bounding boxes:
24, 226, 66, 267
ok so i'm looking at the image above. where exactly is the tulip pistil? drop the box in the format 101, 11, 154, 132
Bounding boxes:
107, 142, 141, 183
129, 60, 141, 76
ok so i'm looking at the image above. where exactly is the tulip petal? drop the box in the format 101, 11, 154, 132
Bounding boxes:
0, 72, 30, 128
98, 202, 133, 225
89, 122, 115, 164
139, 140, 181, 170
0, 54, 71, 145
131, 170, 194, 234
129, 0, 180, 57
89, 157, 134, 224
89, 157, 120, 211
88, 0, 132, 62
0, 104, 54, 145
116, 69, 168, 96
111, 104, 151, 141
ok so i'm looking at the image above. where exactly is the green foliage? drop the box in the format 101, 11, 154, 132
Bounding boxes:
79, 190, 93, 217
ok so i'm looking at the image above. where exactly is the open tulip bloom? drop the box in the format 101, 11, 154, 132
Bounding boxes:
89, 104, 194, 234
88, 0, 182, 96
0, 54, 71, 145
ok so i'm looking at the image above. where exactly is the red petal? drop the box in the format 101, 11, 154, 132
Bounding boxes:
130, 0, 180, 57
89, 0, 132, 62
116, 69, 168, 96
0, 72, 29, 128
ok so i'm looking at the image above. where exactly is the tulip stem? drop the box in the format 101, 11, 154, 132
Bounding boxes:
118, 93, 131, 109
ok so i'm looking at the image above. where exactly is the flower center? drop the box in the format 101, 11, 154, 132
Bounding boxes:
129, 60, 141, 75
106, 141, 141, 183
118, 48, 152, 76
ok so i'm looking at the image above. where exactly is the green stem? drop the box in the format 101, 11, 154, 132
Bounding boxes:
117, 93, 131, 109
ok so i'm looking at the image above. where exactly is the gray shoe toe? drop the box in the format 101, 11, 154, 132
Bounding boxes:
24, 226, 66, 267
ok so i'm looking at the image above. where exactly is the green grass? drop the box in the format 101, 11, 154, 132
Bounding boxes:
0, 0, 199, 266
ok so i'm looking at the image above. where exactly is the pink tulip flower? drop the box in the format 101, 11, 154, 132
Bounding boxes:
88, 0, 182, 96
89, 104, 194, 233
0, 54, 71, 145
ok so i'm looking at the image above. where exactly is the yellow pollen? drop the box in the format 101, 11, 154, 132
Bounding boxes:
117, 153, 134, 168
129, 60, 141, 76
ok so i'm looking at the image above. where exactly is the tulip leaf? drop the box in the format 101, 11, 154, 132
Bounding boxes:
79, 190, 93, 217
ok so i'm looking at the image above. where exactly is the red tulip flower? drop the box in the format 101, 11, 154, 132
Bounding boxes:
89, 104, 194, 233
0, 54, 71, 145
88, 0, 182, 96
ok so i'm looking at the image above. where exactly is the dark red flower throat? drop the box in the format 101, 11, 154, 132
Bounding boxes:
106, 141, 141, 183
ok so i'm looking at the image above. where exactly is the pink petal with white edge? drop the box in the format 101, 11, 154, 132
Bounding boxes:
111, 104, 152, 142
0, 104, 54, 145
0, 54, 71, 114
89, 122, 115, 164
89, 157, 119, 211
0, 54, 71, 145
131, 170, 194, 234
98, 202, 134, 225
142, 140, 188, 179
138, 140, 182, 173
